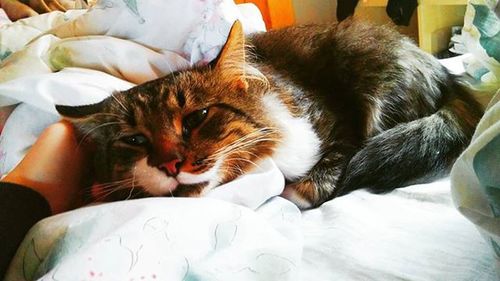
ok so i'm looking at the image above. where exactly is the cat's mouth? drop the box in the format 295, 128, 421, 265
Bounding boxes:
174, 158, 223, 192
133, 157, 222, 197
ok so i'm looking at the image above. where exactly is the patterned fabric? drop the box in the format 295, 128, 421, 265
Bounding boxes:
4, 197, 302, 281
462, 0, 500, 91
453, 1, 500, 274
451, 89, 500, 275
0, 0, 265, 86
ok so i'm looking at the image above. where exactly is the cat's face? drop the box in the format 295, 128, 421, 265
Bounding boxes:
57, 22, 279, 199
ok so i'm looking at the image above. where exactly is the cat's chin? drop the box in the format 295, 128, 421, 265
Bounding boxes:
134, 158, 179, 196
141, 177, 179, 197
176, 159, 222, 187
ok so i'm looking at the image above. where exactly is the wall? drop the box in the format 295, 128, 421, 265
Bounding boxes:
291, 0, 418, 42
292, 0, 337, 24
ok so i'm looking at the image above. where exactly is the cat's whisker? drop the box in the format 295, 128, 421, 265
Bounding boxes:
168, 185, 175, 197
212, 127, 279, 152
89, 112, 123, 119
92, 178, 136, 190
110, 94, 129, 115
78, 121, 123, 148
209, 131, 277, 157
219, 163, 245, 180
93, 181, 139, 202
90, 178, 136, 198
225, 156, 263, 171
125, 166, 138, 200
207, 135, 280, 161
91, 182, 136, 198
94, 177, 137, 186
93, 185, 124, 201
161, 58, 180, 87
84, 183, 134, 199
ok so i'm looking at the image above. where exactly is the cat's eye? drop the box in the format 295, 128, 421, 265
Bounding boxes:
192, 159, 204, 166
183, 108, 209, 134
120, 134, 149, 146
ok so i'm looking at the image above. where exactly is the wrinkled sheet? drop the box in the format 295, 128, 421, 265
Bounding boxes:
0, 1, 497, 280
5, 181, 299, 281
5, 179, 497, 281
451, 90, 500, 276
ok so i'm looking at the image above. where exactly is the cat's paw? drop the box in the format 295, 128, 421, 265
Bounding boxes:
172, 183, 206, 197
281, 179, 318, 209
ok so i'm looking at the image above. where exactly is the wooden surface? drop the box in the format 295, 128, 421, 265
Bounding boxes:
359, 0, 467, 7
357, 0, 468, 54
417, 2, 467, 54
235, 0, 295, 29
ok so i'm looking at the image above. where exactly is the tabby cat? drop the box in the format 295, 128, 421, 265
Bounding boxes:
57, 20, 483, 208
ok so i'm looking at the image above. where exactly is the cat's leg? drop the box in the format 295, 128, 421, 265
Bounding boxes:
173, 183, 207, 197
281, 143, 355, 209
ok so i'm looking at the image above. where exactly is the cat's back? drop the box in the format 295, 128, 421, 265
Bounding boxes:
247, 19, 409, 84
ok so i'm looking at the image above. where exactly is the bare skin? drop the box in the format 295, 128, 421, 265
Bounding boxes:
0, 0, 38, 21
1, 121, 92, 214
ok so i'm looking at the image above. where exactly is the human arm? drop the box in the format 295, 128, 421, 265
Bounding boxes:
0, 120, 91, 279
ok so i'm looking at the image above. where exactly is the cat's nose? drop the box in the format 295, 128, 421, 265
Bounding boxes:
158, 158, 182, 177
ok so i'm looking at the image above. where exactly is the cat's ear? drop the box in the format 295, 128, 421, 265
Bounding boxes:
214, 20, 247, 90
55, 99, 106, 120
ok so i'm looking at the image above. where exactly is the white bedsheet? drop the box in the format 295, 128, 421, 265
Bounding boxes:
300, 179, 496, 280
5, 178, 496, 280
5, 197, 303, 281
0, 1, 497, 280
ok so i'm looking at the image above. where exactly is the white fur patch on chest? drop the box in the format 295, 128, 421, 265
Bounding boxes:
263, 94, 321, 180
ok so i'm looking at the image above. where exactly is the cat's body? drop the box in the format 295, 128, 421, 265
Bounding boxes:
57, 20, 483, 208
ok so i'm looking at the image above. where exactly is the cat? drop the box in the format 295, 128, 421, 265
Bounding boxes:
56, 19, 483, 209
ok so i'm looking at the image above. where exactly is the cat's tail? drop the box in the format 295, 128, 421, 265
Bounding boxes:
338, 79, 483, 195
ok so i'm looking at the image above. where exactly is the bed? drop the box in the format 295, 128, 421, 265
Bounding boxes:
0, 0, 498, 280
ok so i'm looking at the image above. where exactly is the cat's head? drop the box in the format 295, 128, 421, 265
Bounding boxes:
57, 21, 279, 199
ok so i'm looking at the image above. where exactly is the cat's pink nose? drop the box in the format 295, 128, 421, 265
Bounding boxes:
158, 158, 182, 176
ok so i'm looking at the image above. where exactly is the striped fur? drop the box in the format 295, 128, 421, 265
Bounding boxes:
57, 20, 483, 208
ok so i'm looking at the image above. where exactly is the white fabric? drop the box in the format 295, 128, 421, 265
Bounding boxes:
451, 90, 500, 275
300, 179, 497, 280
5, 179, 496, 280
5, 197, 302, 281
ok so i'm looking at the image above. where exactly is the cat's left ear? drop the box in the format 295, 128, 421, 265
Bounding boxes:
214, 20, 248, 91
55, 99, 106, 120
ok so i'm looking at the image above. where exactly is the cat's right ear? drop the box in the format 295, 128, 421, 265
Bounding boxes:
213, 20, 248, 91
55, 99, 106, 120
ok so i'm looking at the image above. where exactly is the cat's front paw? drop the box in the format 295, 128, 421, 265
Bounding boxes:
172, 183, 206, 197
281, 179, 318, 209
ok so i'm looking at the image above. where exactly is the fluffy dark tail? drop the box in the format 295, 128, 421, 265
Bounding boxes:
339, 81, 483, 195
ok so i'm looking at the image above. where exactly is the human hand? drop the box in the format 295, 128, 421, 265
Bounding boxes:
0, 0, 38, 21
2, 120, 93, 214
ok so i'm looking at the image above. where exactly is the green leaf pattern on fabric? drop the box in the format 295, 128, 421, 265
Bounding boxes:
471, 4, 500, 62
123, 0, 145, 24
0, 46, 12, 61
491, 239, 500, 258
48, 45, 74, 71
473, 134, 500, 217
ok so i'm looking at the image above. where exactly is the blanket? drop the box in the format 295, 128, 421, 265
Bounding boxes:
5, 189, 300, 281
5, 179, 497, 280
451, 89, 500, 275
